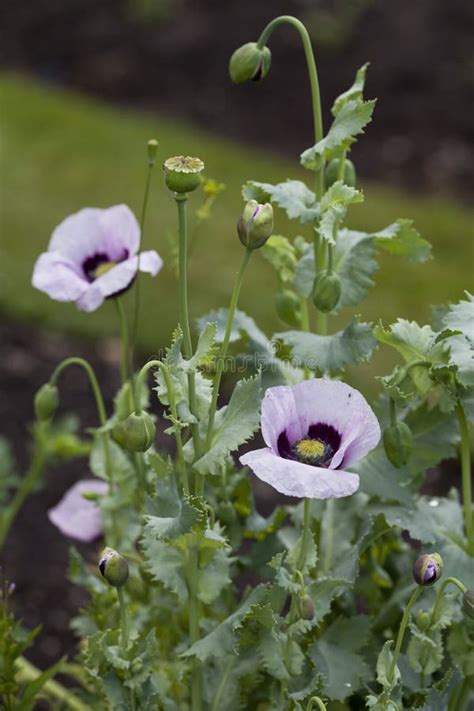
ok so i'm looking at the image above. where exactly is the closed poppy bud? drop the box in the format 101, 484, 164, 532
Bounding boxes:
383, 421, 412, 468
229, 42, 271, 84
237, 200, 273, 250
99, 547, 129, 588
163, 155, 205, 194
275, 288, 302, 328
325, 158, 357, 189
312, 270, 341, 313
413, 553, 443, 587
298, 594, 315, 621
462, 589, 474, 619
122, 411, 156, 452
111, 420, 127, 448
34, 383, 59, 421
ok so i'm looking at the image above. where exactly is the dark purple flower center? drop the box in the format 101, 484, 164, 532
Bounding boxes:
82, 250, 129, 282
277, 423, 341, 468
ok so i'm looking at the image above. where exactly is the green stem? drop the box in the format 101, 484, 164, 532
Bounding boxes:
297, 498, 311, 571
337, 149, 347, 181
0, 426, 47, 548
322, 499, 335, 573
211, 657, 233, 711
176, 195, 203, 465
115, 299, 132, 386
187, 549, 202, 711
456, 400, 474, 554
389, 398, 397, 427
306, 697, 327, 711
430, 576, 467, 625
257, 15, 324, 198
117, 587, 129, 654
388, 586, 423, 683
15, 656, 89, 711
205, 248, 252, 450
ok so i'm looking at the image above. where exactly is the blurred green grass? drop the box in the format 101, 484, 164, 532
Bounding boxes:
1, 73, 473, 374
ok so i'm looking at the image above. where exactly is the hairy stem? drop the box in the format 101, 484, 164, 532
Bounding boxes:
456, 400, 474, 554
430, 576, 467, 625
117, 587, 129, 654
388, 586, 423, 683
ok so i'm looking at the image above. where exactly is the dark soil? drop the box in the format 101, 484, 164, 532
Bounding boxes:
1, 0, 473, 200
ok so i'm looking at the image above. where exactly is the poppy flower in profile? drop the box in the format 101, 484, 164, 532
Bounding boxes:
32, 204, 162, 312
240, 379, 380, 499
48, 479, 108, 542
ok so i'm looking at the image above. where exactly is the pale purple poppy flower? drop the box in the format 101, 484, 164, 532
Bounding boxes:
48, 479, 108, 542
32, 205, 163, 312
240, 379, 380, 499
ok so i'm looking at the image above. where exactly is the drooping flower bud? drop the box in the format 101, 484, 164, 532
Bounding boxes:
122, 411, 156, 452
312, 271, 341, 313
324, 158, 357, 189
298, 594, 315, 621
229, 42, 271, 84
237, 200, 273, 250
412, 553, 443, 587
147, 139, 159, 166
111, 420, 127, 449
163, 155, 205, 194
383, 421, 413, 468
99, 547, 129, 588
275, 288, 302, 328
462, 589, 474, 619
34, 383, 59, 421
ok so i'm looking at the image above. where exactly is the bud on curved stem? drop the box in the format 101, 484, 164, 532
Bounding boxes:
229, 42, 271, 83
306, 697, 327, 711
412, 552, 443, 587
34, 382, 59, 421
122, 411, 156, 452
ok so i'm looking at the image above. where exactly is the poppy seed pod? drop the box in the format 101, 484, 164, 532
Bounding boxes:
383, 421, 413, 468
237, 200, 274, 250
122, 411, 156, 452
34, 383, 59, 421
147, 139, 159, 166
412, 553, 443, 587
298, 594, 315, 621
462, 589, 474, 619
229, 42, 271, 84
163, 155, 205, 194
312, 270, 341, 313
275, 288, 302, 328
325, 158, 357, 189
99, 547, 129, 588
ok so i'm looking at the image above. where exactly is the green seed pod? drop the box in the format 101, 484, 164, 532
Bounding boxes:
34, 383, 59, 421
275, 288, 302, 328
325, 158, 357, 188
383, 421, 413, 468
237, 200, 274, 250
298, 594, 315, 621
229, 42, 271, 84
312, 270, 341, 313
99, 547, 129, 588
122, 411, 156, 452
412, 553, 443, 587
462, 589, 474, 619
147, 139, 159, 166
163, 155, 205, 194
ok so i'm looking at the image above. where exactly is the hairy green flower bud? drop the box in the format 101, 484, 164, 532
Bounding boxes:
237, 200, 273, 250
122, 411, 156, 452
99, 547, 129, 588
275, 288, 302, 328
325, 158, 357, 188
298, 594, 315, 621
462, 589, 474, 619
415, 610, 431, 632
312, 271, 341, 313
34, 383, 59, 421
229, 42, 271, 83
111, 420, 127, 449
383, 421, 413, 468
163, 155, 205, 193
412, 553, 443, 587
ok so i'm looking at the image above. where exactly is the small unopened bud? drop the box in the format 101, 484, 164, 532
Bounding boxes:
462, 589, 474, 619
325, 158, 357, 189
147, 139, 159, 166
312, 271, 341, 313
163, 155, 205, 194
99, 547, 129, 588
383, 421, 412, 468
275, 288, 302, 328
415, 610, 431, 632
122, 411, 156, 452
413, 553, 443, 587
229, 42, 271, 84
34, 383, 59, 421
298, 594, 315, 621
237, 200, 273, 250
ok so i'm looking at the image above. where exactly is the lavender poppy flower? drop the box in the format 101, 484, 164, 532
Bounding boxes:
240, 379, 380, 499
32, 204, 163, 312
48, 479, 108, 542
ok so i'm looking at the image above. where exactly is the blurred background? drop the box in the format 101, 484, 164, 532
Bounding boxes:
0, 0, 473, 677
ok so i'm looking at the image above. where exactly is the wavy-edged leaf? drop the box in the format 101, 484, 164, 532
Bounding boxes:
332, 63, 370, 115
242, 180, 318, 224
